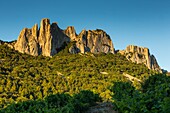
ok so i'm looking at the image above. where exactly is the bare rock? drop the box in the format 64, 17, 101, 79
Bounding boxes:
38, 19, 70, 56
38, 18, 52, 56
69, 44, 80, 54
50, 22, 70, 56
119, 45, 162, 72
86, 102, 118, 113
74, 29, 115, 54
15, 18, 70, 56
14, 24, 39, 56
86, 29, 114, 54
14, 18, 114, 56
76, 30, 88, 53
66, 29, 115, 54
64, 26, 77, 40
150, 55, 161, 72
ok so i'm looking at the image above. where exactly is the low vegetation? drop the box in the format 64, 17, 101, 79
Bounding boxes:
0, 45, 169, 112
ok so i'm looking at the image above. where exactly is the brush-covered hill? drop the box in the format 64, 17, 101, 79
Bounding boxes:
0, 44, 170, 113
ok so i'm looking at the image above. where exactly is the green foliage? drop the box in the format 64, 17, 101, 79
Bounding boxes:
71, 90, 102, 112
161, 97, 170, 112
111, 74, 170, 113
45, 93, 71, 109
0, 90, 100, 113
0, 100, 46, 113
0, 45, 166, 112
57, 41, 77, 55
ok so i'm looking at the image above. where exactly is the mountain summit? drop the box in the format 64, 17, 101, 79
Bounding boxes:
1, 18, 162, 72
119, 45, 161, 72
14, 18, 115, 56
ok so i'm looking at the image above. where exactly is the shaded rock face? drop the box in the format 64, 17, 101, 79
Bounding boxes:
119, 45, 162, 72
38, 19, 70, 56
69, 44, 80, 54
150, 55, 162, 72
15, 19, 70, 56
14, 18, 114, 56
67, 29, 115, 54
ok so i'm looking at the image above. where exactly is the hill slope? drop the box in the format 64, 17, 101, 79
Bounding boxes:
0, 44, 169, 112
0, 45, 170, 113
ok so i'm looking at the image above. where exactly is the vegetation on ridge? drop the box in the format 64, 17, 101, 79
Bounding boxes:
0, 44, 170, 112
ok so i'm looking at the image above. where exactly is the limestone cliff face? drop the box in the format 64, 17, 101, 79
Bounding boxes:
66, 28, 115, 54
119, 45, 162, 72
14, 18, 114, 56
150, 55, 162, 72
38, 19, 70, 56
14, 24, 39, 56
86, 29, 114, 54
38, 19, 51, 56
15, 18, 70, 56
64, 26, 77, 41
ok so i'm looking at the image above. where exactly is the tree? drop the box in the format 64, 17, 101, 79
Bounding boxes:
71, 90, 101, 112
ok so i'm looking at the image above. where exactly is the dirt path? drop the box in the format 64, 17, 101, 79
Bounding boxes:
123, 73, 142, 82
86, 102, 118, 113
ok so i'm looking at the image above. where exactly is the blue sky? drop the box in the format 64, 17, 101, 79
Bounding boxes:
0, 0, 170, 71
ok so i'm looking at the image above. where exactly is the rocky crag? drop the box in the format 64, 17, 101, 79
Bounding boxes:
14, 18, 114, 56
119, 45, 162, 72
1, 18, 162, 72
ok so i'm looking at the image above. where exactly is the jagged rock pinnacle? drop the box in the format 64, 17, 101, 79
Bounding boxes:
14, 18, 115, 56
119, 45, 162, 72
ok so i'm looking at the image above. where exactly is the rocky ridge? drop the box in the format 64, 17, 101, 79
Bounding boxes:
14, 18, 114, 56
1, 18, 162, 72
119, 45, 162, 72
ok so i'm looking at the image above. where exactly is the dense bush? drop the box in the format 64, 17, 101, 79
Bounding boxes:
1, 45, 168, 112
0, 90, 101, 113
111, 74, 170, 113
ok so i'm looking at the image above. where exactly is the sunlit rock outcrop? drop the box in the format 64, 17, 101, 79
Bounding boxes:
119, 45, 162, 72
14, 24, 39, 56
14, 18, 114, 56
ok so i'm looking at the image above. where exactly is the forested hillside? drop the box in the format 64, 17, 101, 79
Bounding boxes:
0, 44, 170, 113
